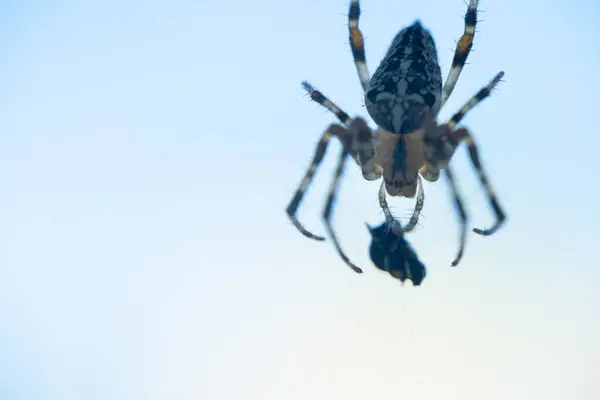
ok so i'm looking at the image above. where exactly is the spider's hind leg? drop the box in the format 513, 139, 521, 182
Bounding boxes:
348, 0, 371, 92
440, 0, 480, 108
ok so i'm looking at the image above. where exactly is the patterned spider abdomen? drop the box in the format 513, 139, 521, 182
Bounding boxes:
367, 222, 426, 286
365, 21, 442, 135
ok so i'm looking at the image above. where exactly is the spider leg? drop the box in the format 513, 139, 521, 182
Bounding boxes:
302, 81, 352, 126
447, 71, 504, 128
443, 165, 469, 267
419, 71, 503, 181
377, 174, 423, 234
286, 124, 348, 241
450, 128, 506, 236
303, 81, 382, 181
440, 0, 479, 108
378, 179, 403, 233
322, 132, 363, 274
403, 175, 425, 232
348, 0, 371, 91
350, 118, 382, 181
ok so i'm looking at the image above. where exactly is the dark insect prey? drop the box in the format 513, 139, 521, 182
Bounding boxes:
367, 222, 426, 286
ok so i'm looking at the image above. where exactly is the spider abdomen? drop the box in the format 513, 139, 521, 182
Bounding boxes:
365, 21, 442, 135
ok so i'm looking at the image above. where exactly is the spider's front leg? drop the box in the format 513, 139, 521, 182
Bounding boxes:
286, 118, 381, 274
443, 165, 470, 267
286, 124, 349, 241
321, 117, 381, 274
426, 71, 507, 237
448, 127, 506, 237
419, 119, 471, 267
420, 123, 506, 267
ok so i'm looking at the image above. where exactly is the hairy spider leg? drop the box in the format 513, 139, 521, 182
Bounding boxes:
348, 0, 371, 91
450, 128, 506, 236
447, 71, 504, 128
443, 165, 469, 266
322, 129, 364, 274
420, 71, 504, 182
286, 119, 380, 273
286, 125, 346, 241
403, 175, 425, 232
446, 71, 506, 235
301, 82, 381, 181
440, 0, 480, 108
378, 175, 424, 234
420, 71, 505, 266
301, 81, 352, 126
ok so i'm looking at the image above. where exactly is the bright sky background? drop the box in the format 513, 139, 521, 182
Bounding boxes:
1, 0, 599, 399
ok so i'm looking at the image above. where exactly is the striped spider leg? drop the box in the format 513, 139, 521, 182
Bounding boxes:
285, 99, 380, 273
418, 72, 507, 266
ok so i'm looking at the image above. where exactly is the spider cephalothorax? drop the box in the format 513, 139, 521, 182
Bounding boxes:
286, 0, 506, 273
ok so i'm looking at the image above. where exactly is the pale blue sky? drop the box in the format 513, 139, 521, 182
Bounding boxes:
0, 0, 599, 399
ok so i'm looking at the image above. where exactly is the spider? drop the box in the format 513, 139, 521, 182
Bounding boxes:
286, 0, 506, 273
368, 220, 426, 286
